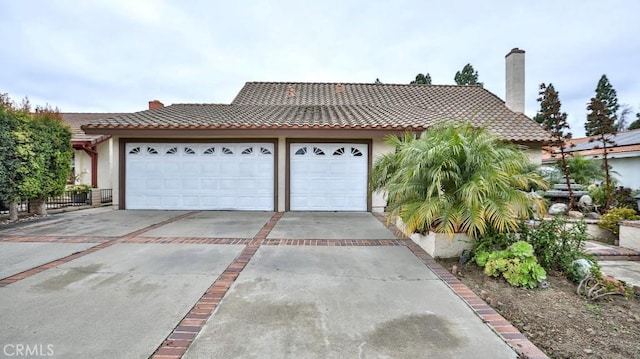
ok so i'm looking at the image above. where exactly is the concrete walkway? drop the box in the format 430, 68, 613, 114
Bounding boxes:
0, 210, 542, 358
585, 240, 640, 290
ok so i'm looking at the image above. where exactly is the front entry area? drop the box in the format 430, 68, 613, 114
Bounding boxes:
125, 142, 275, 210
289, 143, 368, 211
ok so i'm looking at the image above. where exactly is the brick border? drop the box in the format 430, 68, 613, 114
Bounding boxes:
262, 238, 403, 246
374, 213, 549, 359
0, 211, 198, 287
150, 212, 284, 359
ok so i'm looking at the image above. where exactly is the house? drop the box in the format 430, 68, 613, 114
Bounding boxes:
61, 112, 125, 189
542, 128, 640, 189
82, 48, 549, 212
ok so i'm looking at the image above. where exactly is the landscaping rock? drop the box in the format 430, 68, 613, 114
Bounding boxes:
585, 212, 601, 219
567, 210, 584, 219
578, 194, 594, 211
549, 203, 568, 215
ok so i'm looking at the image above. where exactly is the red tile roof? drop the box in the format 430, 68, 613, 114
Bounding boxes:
83, 82, 551, 142
61, 113, 125, 144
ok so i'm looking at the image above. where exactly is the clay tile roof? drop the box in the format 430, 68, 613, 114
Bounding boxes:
61, 113, 125, 144
83, 82, 551, 142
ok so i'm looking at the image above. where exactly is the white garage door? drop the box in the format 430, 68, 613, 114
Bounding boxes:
290, 143, 368, 211
125, 143, 274, 210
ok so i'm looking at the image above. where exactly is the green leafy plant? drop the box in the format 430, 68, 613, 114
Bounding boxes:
370, 122, 548, 239
481, 241, 547, 288
66, 184, 92, 194
473, 216, 592, 282
599, 208, 640, 235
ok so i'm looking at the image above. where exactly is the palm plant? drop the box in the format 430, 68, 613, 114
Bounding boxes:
371, 122, 548, 239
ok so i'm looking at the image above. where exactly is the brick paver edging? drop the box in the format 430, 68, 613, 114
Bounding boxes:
150, 212, 284, 359
373, 213, 549, 359
0, 211, 198, 287
263, 238, 404, 246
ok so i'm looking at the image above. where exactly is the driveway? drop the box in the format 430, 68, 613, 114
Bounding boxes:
0, 210, 535, 358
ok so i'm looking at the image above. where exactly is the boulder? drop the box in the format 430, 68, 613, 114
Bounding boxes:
585, 212, 601, 220
567, 210, 584, 219
578, 195, 593, 211
548, 203, 568, 215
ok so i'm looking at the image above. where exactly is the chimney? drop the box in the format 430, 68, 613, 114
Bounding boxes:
336, 83, 343, 94
148, 100, 164, 110
505, 48, 525, 113
287, 85, 296, 98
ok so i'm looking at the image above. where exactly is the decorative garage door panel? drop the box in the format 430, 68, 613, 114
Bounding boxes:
290, 143, 368, 211
125, 143, 274, 210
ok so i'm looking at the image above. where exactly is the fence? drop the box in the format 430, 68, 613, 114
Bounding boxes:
0, 189, 113, 216
100, 189, 113, 204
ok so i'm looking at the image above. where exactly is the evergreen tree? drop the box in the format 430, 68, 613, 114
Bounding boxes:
586, 97, 617, 210
454, 64, 483, 87
410, 73, 432, 85
535, 83, 575, 208
629, 108, 640, 130
585, 75, 619, 135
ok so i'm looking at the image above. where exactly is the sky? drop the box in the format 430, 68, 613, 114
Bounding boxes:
1, 0, 638, 137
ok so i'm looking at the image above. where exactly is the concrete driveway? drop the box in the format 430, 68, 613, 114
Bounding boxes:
0, 210, 535, 358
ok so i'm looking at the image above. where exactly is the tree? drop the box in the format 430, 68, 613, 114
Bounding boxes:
0, 94, 73, 219
563, 154, 604, 186
410, 73, 432, 85
535, 83, 576, 208
628, 108, 640, 130
454, 64, 483, 87
617, 104, 632, 131
586, 97, 617, 210
585, 75, 619, 135
370, 122, 547, 239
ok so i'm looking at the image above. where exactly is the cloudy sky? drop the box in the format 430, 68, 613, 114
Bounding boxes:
1, 0, 638, 136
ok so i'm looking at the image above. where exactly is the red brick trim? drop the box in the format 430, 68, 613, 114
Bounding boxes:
262, 238, 403, 246
0, 211, 198, 287
374, 213, 549, 359
121, 237, 252, 245
150, 212, 284, 359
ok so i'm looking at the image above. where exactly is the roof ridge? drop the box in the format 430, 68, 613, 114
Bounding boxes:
242, 81, 479, 88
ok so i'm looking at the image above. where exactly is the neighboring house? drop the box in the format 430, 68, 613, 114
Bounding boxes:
542, 128, 640, 190
61, 113, 125, 189
82, 48, 549, 212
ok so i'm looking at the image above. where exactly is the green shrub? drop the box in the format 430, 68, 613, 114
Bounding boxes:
599, 208, 640, 235
473, 216, 591, 282
481, 241, 547, 288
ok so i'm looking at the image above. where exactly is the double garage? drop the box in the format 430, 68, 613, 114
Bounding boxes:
123, 141, 370, 212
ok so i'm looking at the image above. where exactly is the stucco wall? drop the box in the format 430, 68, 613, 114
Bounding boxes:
609, 156, 640, 190
97, 139, 113, 189
73, 150, 91, 185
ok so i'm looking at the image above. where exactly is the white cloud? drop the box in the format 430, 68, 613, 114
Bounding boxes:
1, 0, 638, 134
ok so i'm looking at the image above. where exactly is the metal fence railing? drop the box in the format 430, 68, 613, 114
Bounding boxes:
100, 189, 113, 204
0, 188, 113, 216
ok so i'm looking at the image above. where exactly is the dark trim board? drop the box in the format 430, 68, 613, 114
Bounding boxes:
118, 138, 279, 210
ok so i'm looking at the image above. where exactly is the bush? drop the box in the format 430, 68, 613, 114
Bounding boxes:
478, 241, 547, 288
599, 208, 640, 235
473, 217, 592, 282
